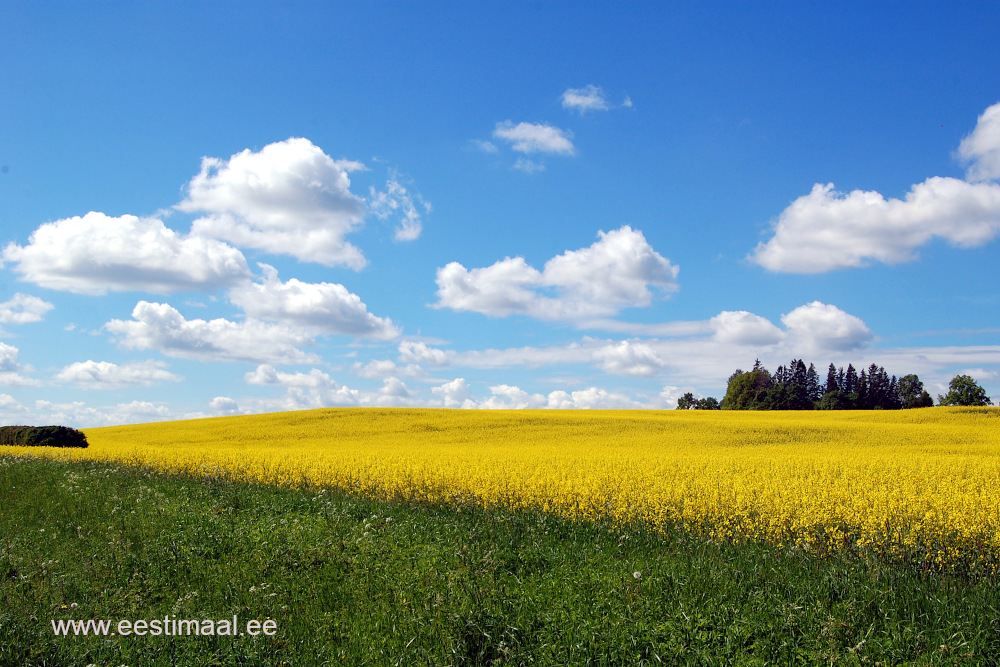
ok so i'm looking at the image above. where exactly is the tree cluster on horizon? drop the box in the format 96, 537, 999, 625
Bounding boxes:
676, 359, 992, 410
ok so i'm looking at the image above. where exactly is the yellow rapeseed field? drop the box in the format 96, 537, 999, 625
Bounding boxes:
4, 407, 999, 571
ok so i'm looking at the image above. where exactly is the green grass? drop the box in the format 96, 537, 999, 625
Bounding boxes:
1, 455, 999, 666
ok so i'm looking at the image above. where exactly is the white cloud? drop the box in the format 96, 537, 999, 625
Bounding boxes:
229, 264, 399, 340
398, 340, 451, 365
654, 385, 685, 410
561, 85, 610, 113
242, 368, 372, 410
434, 301, 873, 390
435, 226, 678, 322
493, 121, 575, 155
352, 359, 424, 379
377, 376, 413, 402
108, 401, 173, 424
750, 104, 1000, 273
958, 101, 1000, 182
105, 301, 318, 364
245, 364, 337, 388
369, 176, 429, 242
477, 384, 547, 409
178, 138, 370, 269
750, 180, 1000, 272
710, 311, 784, 346
451, 341, 590, 369
210, 396, 242, 416
0, 342, 38, 387
476, 384, 640, 410
56, 360, 182, 389
0, 293, 54, 324
0, 393, 29, 420
436, 256, 542, 318
33, 399, 173, 428
1, 212, 250, 295
780, 301, 873, 352
431, 377, 474, 408
545, 387, 641, 409
242, 364, 370, 409
595, 340, 666, 377
0, 343, 23, 373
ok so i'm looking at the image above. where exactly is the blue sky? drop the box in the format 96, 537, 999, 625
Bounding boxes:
2, 2, 999, 426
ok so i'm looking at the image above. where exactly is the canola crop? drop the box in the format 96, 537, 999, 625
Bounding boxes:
3, 407, 999, 572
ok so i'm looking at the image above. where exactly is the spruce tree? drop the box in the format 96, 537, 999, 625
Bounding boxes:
825, 363, 838, 394
845, 364, 858, 395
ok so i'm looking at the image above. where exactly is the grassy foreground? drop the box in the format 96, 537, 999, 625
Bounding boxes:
2, 456, 999, 665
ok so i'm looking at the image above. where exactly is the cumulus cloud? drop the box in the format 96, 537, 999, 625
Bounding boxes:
958, 101, 1000, 182
245, 364, 337, 388
435, 226, 678, 322
210, 396, 242, 416
369, 176, 429, 242
493, 121, 575, 155
750, 103, 1000, 273
245, 367, 388, 410
352, 359, 424, 379
476, 384, 640, 410
561, 85, 610, 113
594, 340, 666, 377
105, 301, 318, 364
1, 212, 250, 295
431, 377, 474, 408
710, 311, 784, 346
780, 301, 873, 352
0, 393, 29, 419
242, 364, 373, 409
229, 264, 399, 340
654, 385, 686, 410
398, 341, 451, 365
750, 180, 1000, 272
0, 293, 54, 324
377, 377, 414, 403
544, 387, 641, 409
178, 138, 370, 268
0, 342, 38, 386
56, 360, 182, 389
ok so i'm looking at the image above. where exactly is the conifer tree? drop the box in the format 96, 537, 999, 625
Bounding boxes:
825, 363, 838, 394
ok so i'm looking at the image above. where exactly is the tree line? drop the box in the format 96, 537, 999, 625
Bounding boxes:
0, 425, 89, 448
676, 359, 992, 410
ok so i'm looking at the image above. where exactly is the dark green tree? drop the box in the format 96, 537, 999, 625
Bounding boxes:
721, 366, 773, 410
856, 369, 869, 409
897, 374, 933, 409
676, 392, 697, 410
817, 390, 855, 410
697, 396, 721, 410
825, 363, 839, 394
806, 363, 823, 403
844, 364, 858, 395
938, 375, 992, 406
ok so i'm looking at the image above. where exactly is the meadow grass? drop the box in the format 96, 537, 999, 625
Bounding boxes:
2, 454, 999, 666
